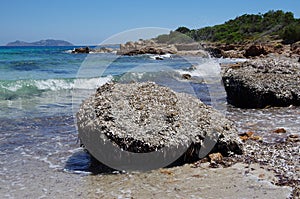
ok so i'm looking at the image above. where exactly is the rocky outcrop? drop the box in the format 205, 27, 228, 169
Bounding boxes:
71, 47, 115, 54
201, 42, 300, 58
244, 44, 268, 57
204, 47, 223, 58
221, 50, 245, 58
222, 57, 300, 108
77, 82, 243, 168
72, 47, 90, 53
176, 49, 209, 57
117, 40, 177, 56
93, 47, 115, 53
291, 41, 300, 55
117, 40, 211, 57
174, 43, 201, 51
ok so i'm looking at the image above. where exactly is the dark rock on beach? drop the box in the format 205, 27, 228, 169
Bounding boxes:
244, 44, 268, 57
77, 82, 242, 169
205, 47, 223, 58
222, 57, 300, 108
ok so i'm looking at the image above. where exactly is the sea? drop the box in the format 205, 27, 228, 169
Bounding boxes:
0, 46, 299, 195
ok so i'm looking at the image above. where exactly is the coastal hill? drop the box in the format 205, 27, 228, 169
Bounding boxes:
6, 39, 74, 46
157, 10, 300, 44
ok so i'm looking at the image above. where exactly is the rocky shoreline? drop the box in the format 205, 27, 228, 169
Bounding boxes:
117, 39, 300, 59
71, 39, 300, 60
73, 39, 300, 197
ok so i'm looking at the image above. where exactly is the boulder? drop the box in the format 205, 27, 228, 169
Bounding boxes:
205, 47, 222, 58
222, 57, 300, 108
77, 82, 243, 168
244, 44, 268, 57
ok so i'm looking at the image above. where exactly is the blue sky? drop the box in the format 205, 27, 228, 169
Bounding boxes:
1, 0, 300, 45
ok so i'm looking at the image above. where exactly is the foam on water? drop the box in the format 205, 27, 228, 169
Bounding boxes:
0, 76, 112, 100
73, 76, 112, 89
176, 59, 221, 80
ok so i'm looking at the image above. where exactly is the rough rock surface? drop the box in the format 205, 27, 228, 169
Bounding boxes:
291, 41, 300, 55
202, 41, 300, 58
117, 40, 177, 56
72, 47, 115, 54
117, 40, 210, 57
222, 57, 300, 108
72, 47, 90, 53
77, 82, 242, 166
244, 44, 268, 57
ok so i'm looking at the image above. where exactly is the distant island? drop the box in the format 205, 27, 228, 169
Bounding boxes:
6, 39, 74, 46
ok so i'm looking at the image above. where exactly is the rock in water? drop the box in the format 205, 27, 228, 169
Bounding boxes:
72, 47, 90, 53
76, 82, 242, 169
222, 57, 300, 108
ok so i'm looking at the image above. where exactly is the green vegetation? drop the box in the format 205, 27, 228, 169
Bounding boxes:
156, 31, 194, 44
156, 10, 300, 44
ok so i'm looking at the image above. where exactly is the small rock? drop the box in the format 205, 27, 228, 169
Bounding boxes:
250, 135, 263, 141
182, 74, 192, 80
155, 56, 164, 60
188, 65, 197, 71
258, 173, 265, 179
273, 128, 287, 134
160, 169, 173, 175
239, 131, 262, 142
287, 134, 300, 142
209, 152, 223, 163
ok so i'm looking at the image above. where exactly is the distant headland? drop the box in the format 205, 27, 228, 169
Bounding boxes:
6, 39, 74, 46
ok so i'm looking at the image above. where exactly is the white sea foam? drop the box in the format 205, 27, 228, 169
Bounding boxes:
0, 76, 113, 93
149, 53, 172, 60
64, 49, 73, 54
35, 79, 74, 90
73, 75, 112, 89
176, 59, 221, 81
1, 82, 23, 92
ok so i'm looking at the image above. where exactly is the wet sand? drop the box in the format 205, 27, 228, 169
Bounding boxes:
0, 152, 294, 199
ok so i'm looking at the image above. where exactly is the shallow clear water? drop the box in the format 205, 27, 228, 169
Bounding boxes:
0, 46, 299, 178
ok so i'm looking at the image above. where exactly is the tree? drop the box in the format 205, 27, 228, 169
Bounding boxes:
175, 27, 190, 34
280, 21, 300, 44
